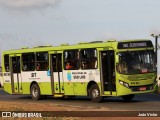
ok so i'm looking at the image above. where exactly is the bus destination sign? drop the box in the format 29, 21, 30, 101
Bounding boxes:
118, 41, 153, 49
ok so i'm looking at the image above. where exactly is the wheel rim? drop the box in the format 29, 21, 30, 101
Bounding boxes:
92, 89, 99, 98
32, 88, 38, 97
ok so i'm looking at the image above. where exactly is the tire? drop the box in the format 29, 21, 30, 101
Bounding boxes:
89, 84, 103, 103
122, 94, 135, 102
30, 84, 41, 100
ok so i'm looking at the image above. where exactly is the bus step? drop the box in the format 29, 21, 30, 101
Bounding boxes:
54, 94, 64, 97
12, 93, 22, 95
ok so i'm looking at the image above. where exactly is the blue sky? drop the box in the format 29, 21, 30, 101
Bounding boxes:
0, 0, 160, 72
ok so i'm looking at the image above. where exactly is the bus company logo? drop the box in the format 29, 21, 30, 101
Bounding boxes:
67, 71, 72, 81
47, 70, 51, 76
2, 112, 11, 117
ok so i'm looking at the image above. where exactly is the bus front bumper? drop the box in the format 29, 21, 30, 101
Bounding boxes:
116, 82, 158, 96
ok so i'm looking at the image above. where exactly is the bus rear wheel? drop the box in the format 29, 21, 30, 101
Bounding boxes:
122, 94, 135, 102
89, 84, 103, 103
30, 84, 41, 100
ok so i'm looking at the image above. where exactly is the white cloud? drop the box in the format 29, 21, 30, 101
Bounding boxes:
0, 0, 61, 11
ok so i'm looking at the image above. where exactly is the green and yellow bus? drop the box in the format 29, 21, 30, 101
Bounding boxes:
2, 39, 158, 102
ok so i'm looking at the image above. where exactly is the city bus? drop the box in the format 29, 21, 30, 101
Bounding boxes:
2, 39, 158, 102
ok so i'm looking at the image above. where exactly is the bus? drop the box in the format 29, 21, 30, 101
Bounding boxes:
2, 39, 158, 102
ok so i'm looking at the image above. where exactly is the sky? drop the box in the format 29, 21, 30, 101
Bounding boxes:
0, 0, 160, 72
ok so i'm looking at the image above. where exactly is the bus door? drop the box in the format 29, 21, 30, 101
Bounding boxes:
10, 55, 22, 94
50, 53, 64, 94
100, 50, 116, 95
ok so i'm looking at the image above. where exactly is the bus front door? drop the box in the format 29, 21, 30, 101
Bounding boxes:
10, 56, 22, 94
100, 50, 116, 95
50, 54, 64, 94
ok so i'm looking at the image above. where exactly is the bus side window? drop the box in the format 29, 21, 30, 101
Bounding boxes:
4, 55, 9, 72
64, 50, 79, 70
36, 52, 49, 71
22, 53, 35, 71
80, 49, 97, 69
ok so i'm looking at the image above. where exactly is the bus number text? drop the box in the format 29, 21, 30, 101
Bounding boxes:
31, 73, 36, 77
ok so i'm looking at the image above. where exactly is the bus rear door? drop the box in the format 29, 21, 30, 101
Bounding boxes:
100, 50, 116, 95
50, 52, 64, 94
10, 54, 22, 94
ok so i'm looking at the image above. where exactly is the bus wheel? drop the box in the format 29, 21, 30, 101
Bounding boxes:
30, 84, 41, 100
89, 84, 103, 103
122, 94, 134, 102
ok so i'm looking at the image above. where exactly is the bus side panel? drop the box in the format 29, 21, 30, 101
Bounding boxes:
21, 71, 52, 95
74, 69, 101, 95
3, 72, 12, 94
63, 70, 74, 95
21, 82, 31, 94
73, 82, 86, 95
3, 83, 12, 94
63, 82, 75, 95
39, 82, 52, 95
63, 70, 100, 96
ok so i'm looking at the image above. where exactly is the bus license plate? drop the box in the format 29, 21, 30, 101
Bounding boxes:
139, 87, 146, 91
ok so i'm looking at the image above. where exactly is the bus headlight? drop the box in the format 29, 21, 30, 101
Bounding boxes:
119, 80, 129, 88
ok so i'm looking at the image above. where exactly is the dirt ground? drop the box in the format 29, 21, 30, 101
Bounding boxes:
0, 101, 74, 111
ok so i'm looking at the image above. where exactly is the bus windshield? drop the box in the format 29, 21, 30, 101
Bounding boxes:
117, 50, 155, 74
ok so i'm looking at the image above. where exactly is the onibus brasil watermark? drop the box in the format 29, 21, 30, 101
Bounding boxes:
1, 112, 42, 118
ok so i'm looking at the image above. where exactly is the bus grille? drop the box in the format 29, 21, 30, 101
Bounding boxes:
130, 84, 153, 91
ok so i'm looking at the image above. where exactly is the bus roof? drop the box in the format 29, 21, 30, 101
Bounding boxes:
3, 39, 153, 54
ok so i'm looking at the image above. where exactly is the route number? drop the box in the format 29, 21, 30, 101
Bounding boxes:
31, 73, 36, 77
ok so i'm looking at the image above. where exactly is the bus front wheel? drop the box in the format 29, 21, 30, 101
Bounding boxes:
122, 94, 134, 102
89, 84, 103, 103
30, 84, 41, 100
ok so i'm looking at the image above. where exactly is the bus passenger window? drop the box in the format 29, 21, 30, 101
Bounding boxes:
64, 50, 79, 70
80, 49, 97, 69
4, 55, 9, 72
36, 52, 49, 71
22, 53, 35, 71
